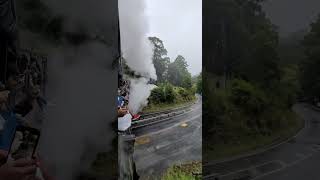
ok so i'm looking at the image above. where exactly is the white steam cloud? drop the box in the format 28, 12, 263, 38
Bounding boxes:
128, 78, 156, 114
18, 0, 120, 179
119, 0, 157, 113
119, 0, 157, 80
40, 43, 117, 180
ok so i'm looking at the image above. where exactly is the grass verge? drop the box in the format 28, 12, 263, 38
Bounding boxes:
161, 162, 202, 180
142, 98, 196, 113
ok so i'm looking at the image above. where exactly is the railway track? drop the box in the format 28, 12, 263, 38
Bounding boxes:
131, 102, 196, 129
139, 103, 195, 119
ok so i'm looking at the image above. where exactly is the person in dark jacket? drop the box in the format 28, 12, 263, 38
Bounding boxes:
0, 0, 18, 83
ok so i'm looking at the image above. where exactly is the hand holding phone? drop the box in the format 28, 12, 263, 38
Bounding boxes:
7, 126, 40, 163
0, 158, 37, 180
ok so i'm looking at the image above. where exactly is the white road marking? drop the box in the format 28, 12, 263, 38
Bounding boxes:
253, 153, 314, 180
219, 160, 283, 178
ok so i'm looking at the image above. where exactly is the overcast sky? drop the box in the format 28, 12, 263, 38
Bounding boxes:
145, 0, 202, 75
263, 0, 320, 36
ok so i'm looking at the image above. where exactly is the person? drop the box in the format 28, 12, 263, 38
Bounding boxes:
118, 107, 140, 180
15, 84, 46, 129
0, 0, 18, 84
0, 82, 53, 180
117, 93, 125, 108
0, 89, 37, 180
0, 0, 17, 38
118, 107, 133, 132
0, 89, 18, 152
118, 90, 140, 121
118, 74, 141, 179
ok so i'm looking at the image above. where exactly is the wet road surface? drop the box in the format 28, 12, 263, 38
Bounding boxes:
204, 104, 320, 180
133, 100, 202, 178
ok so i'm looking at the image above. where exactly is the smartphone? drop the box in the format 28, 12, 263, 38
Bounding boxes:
7, 126, 40, 162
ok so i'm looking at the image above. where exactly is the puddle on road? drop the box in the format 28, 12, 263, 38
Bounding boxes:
181, 122, 189, 127
135, 136, 151, 145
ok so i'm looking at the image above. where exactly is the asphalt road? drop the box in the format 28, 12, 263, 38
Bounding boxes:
133, 99, 202, 178
204, 104, 320, 180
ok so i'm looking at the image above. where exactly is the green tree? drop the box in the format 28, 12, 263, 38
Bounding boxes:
203, 0, 298, 149
300, 15, 320, 101
167, 55, 192, 89
149, 37, 170, 83
204, 0, 281, 88
196, 72, 202, 94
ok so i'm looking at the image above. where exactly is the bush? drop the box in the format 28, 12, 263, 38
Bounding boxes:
177, 87, 191, 100
149, 83, 195, 105
205, 75, 300, 146
161, 162, 202, 180
150, 83, 175, 104
230, 79, 268, 115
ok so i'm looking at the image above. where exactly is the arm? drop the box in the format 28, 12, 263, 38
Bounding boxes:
118, 107, 128, 117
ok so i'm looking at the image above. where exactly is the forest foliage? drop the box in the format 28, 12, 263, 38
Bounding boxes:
204, 0, 302, 149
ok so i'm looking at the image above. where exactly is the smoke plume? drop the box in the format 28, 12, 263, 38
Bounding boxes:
128, 78, 156, 114
118, 0, 157, 80
18, 0, 119, 179
40, 43, 118, 180
119, 0, 157, 113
